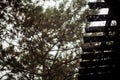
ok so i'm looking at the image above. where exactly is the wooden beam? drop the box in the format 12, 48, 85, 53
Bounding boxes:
88, 2, 107, 9
79, 72, 112, 80
81, 52, 113, 60
80, 59, 113, 67
85, 26, 117, 33
82, 45, 113, 52
79, 66, 113, 74
83, 36, 115, 42
87, 15, 113, 22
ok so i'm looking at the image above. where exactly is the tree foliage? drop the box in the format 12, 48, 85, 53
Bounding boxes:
0, 0, 92, 80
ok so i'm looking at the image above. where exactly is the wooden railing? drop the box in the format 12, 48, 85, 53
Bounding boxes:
78, 1, 120, 80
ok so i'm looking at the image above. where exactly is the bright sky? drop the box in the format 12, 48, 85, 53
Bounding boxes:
32, 0, 63, 9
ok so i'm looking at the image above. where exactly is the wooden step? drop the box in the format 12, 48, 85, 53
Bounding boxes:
80, 59, 113, 67
81, 52, 113, 60
87, 15, 113, 22
82, 45, 113, 52
83, 36, 115, 42
88, 2, 107, 9
85, 26, 117, 33
79, 66, 113, 74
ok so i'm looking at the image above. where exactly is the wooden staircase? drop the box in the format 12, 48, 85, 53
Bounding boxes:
79, 1, 120, 80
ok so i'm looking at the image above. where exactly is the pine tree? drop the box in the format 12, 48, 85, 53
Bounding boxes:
0, 0, 96, 80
